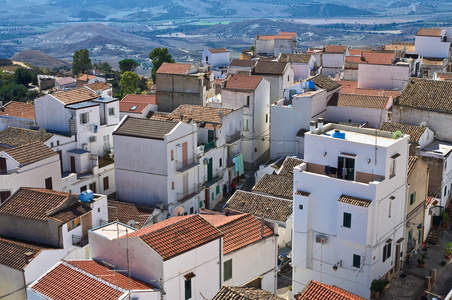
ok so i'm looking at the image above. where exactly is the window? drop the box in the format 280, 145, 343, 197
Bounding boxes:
89, 182, 96, 193
343, 212, 351, 228
266, 114, 268, 123
219, 158, 222, 168
190, 207, 194, 214
299, 204, 303, 210
108, 107, 115, 116
80, 185, 87, 193
352, 254, 361, 268
0, 157, 7, 174
57, 140, 60, 146
389, 159, 396, 178
185, 279, 192, 300
216, 185, 220, 195
80, 112, 89, 124
224, 259, 232, 281
388, 199, 391, 218
445, 186, 447, 197
45, 177, 53, 190
0, 191, 11, 203
171, 150, 174, 161
211, 192, 214, 202
410, 192, 416, 205
244, 119, 249, 131
245, 96, 250, 107
172, 182, 175, 190
131, 105, 138, 111
51, 142, 54, 147
103, 176, 109, 191
68, 217, 81, 231
383, 242, 392, 262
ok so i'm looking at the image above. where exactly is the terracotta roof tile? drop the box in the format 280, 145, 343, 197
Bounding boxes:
223, 74, 263, 91
416, 28, 443, 37
338, 195, 372, 207
0, 188, 71, 221
77, 74, 97, 81
55, 77, 76, 86
169, 104, 233, 126
156, 62, 193, 75
346, 52, 395, 65
0, 101, 35, 120
422, 57, 446, 66
126, 215, 223, 260
52, 88, 99, 105
114, 116, 178, 140
349, 49, 369, 56
84, 81, 111, 91
4, 142, 57, 166
209, 48, 228, 53
121, 94, 156, 104
385, 42, 415, 53
107, 200, 153, 229
295, 191, 310, 196
303, 75, 341, 92
325, 45, 348, 53
257, 32, 297, 41
254, 61, 289, 75
49, 203, 91, 223
379, 122, 426, 143
352, 88, 400, 97
0, 127, 53, 148
328, 93, 391, 110
407, 156, 419, 176
30, 262, 124, 300
202, 213, 273, 254
65, 260, 156, 290
147, 111, 171, 120
436, 72, 452, 80
252, 174, 293, 200
395, 78, 452, 113
279, 53, 312, 64
213, 286, 285, 300
297, 280, 366, 300
119, 101, 150, 113
278, 157, 304, 177
229, 59, 257, 67
226, 191, 292, 222
0, 237, 54, 270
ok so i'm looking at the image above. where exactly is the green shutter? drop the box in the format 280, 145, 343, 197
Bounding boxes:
353, 254, 361, 268
224, 259, 232, 281
343, 212, 351, 228
185, 279, 191, 300
216, 185, 220, 195
211, 192, 214, 202
410, 192, 416, 205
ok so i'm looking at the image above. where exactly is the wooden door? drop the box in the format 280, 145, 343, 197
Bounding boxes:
0, 157, 6, 174
395, 243, 401, 272
81, 212, 92, 236
70, 156, 76, 173
204, 189, 209, 209
182, 142, 188, 167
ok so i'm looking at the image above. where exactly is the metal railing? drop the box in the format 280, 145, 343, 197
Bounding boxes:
204, 169, 224, 185
72, 234, 89, 247
203, 140, 216, 153
177, 184, 202, 202
226, 131, 241, 144
176, 156, 199, 172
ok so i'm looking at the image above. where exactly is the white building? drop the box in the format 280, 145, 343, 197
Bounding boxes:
202, 48, 230, 69
415, 28, 451, 59
0, 101, 36, 131
321, 45, 349, 77
253, 61, 294, 103
227, 59, 257, 75
0, 188, 108, 300
89, 215, 224, 300
55, 77, 76, 90
292, 124, 409, 299
255, 32, 298, 57
221, 74, 270, 169
278, 53, 316, 81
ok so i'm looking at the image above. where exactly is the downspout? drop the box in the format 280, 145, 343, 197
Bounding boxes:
219, 237, 223, 290
423, 167, 430, 244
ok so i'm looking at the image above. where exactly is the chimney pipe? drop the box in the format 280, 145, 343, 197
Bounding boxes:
309, 121, 316, 133
24, 252, 35, 263
318, 118, 324, 130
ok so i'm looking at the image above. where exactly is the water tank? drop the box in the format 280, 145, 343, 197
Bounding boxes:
332, 130, 345, 139
79, 189, 94, 203
308, 81, 315, 90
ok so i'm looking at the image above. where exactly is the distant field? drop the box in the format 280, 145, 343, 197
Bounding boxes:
195, 21, 232, 25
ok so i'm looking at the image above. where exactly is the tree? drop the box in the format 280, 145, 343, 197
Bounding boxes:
149, 47, 174, 83
119, 71, 138, 96
72, 49, 92, 75
119, 59, 139, 73
14, 68, 33, 86
93, 62, 113, 74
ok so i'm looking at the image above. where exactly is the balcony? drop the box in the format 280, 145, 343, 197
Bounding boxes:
0, 167, 19, 175
177, 184, 202, 202
72, 234, 89, 247
203, 140, 216, 153
303, 162, 385, 184
204, 168, 224, 186
176, 156, 199, 173
226, 131, 241, 144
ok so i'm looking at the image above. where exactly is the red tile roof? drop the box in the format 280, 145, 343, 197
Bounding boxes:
30, 262, 124, 300
0, 237, 54, 270
338, 80, 358, 94
55, 77, 76, 86
122, 94, 156, 104
338, 81, 400, 97
209, 48, 228, 53
223, 74, 263, 91
296, 280, 366, 300
49, 203, 91, 223
119, 101, 150, 113
4, 142, 58, 166
328, 93, 391, 110
52, 88, 99, 105
169, 104, 233, 126
107, 199, 153, 229
85, 81, 111, 91
416, 28, 443, 37
0, 101, 35, 120
349, 49, 369, 56
156, 62, 193, 75
77, 74, 97, 81
126, 215, 223, 260
65, 260, 156, 290
201, 213, 273, 255
258, 32, 297, 40
325, 45, 348, 53
0, 188, 71, 221
345, 52, 395, 65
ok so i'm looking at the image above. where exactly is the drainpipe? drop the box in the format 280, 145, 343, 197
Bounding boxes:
219, 237, 223, 290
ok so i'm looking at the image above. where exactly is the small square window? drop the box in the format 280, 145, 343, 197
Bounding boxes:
299, 204, 303, 210
80, 112, 89, 124
108, 107, 115, 116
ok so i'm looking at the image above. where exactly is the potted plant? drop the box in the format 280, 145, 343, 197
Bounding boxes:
417, 252, 429, 268
370, 279, 389, 298
444, 242, 452, 259
443, 210, 450, 228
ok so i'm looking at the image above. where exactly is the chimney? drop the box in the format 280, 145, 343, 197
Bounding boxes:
415, 146, 421, 157
360, 51, 365, 61
261, 215, 265, 238
318, 118, 324, 130
24, 251, 35, 263
309, 121, 316, 133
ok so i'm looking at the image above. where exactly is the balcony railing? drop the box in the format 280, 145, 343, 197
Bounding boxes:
226, 131, 241, 144
177, 184, 202, 202
176, 156, 199, 172
204, 140, 216, 153
204, 168, 224, 186
0, 167, 19, 175
72, 234, 89, 247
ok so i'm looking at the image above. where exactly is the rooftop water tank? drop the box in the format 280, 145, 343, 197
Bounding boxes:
332, 130, 345, 139
308, 81, 315, 90
79, 189, 94, 203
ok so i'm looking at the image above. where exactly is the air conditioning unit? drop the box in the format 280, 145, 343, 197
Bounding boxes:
89, 136, 97, 143
316, 235, 328, 245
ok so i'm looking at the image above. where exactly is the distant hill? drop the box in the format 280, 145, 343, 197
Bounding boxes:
10, 50, 72, 69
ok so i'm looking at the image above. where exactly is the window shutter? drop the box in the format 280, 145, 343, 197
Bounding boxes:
383, 245, 387, 262
184, 279, 191, 300
353, 254, 361, 268
387, 242, 391, 259
343, 212, 351, 228
224, 259, 232, 281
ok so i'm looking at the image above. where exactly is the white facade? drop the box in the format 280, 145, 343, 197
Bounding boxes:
291, 56, 316, 81
415, 30, 451, 58
202, 49, 230, 69
358, 64, 410, 91
322, 49, 349, 77
0, 116, 36, 131
292, 124, 409, 299
326, 101, 393, 129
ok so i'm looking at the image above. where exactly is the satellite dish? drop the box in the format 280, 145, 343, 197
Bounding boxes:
419, 121, 427, 128
173, 206, 184, 216
96, 89, 103, 96
127, 220, 136, 227
393, 130, 402, 139
37, 127, 47, 135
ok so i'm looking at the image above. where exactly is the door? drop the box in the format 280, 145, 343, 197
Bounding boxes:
0, 157, 6, 174
182, 142, 188, 167
204, 189, 209, 209
70, 156, 76, 173
81, 212, 92, 236
45, 177, 53, 190
346, 157, 355, 181
208, 130, 214, 143
207, 158, 213, 182
395, 244, 401, 272
57, 150, 63, 174
183, 173, 188, 196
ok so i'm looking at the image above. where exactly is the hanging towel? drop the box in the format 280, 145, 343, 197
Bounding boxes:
330, 167, 337, 175
337, 167, 342, 178
237, 153, 244, 176
324, 165, 331, 176
232, 156, 238, 172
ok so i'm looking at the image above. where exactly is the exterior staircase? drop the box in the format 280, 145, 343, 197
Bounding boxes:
426, 226, 440, 245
